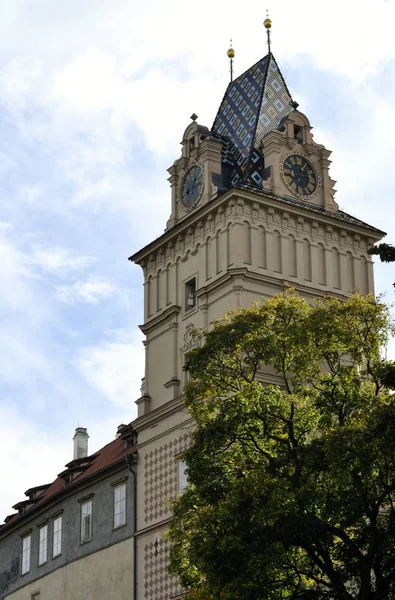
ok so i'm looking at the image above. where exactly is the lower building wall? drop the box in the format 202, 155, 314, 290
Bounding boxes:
5, 537, 134, 600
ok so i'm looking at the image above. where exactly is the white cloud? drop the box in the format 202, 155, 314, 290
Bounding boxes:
271, 0, 395, 82
55, 276, 119, 305
0, 58, 42, 111
51, 49, 122, 112
76, 330, 144, 409
0, 328, 49, 386
0, 227, 97, 286
30, 246, 96, 275
0, 405, 71, 520
0, 230, 41, 315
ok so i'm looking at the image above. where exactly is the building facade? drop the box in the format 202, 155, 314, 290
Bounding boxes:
0, 426, 137, 600
130, 52, 384, 599
0, 45, 385, 600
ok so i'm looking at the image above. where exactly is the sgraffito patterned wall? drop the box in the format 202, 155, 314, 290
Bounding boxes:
142, 432, 190, 599
144, 536, 183, 600
143, 432, 190, 525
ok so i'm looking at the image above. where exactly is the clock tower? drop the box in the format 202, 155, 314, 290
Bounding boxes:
130, 41, 384, 600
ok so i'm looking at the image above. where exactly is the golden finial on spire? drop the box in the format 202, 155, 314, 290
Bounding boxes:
227, 39, 235, 82
264, 10, 272, 54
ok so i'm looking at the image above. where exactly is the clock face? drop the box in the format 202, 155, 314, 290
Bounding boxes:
182, 165, 204, 208
282, 155, 317, 197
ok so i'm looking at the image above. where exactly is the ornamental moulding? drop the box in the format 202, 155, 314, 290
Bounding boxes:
140, 196, 374, 277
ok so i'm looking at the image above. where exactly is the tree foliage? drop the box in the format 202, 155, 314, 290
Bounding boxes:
368, 244, 395, 288
368, 244, 395, 264
168, 292, 395, 600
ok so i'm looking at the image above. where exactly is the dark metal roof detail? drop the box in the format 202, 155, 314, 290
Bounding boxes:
235, 182, 385, 235
212, 54, 293, 187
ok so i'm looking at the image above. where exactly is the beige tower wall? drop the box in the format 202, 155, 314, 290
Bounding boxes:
139, 190, 378, 415
132, 183, 382, 600
5, 538, 134, 600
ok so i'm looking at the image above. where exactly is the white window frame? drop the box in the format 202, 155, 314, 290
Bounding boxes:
52, 515, 62, 558
178, 459, 188, 493
80, 499, 92, 543
38, 524, 48, 565
113, 482, 126, 528
21, 534, 31, 575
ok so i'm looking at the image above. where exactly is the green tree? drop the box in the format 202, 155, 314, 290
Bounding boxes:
168, 292, 395, 600
368, 244, 395, 288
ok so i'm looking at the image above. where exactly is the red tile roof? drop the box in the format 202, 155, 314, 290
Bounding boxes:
0, 434, 137, 534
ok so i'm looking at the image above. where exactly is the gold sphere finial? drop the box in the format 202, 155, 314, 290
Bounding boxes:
264, 9, 272, 29
227, 38, 235, 59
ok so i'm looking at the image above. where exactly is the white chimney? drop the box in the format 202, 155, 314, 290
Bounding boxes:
73, 427, 89, 460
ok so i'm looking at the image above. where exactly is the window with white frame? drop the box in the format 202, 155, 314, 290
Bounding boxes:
178, 459, 188, 493
113, 482, 126, 528
38, 524, 48, 565
80, 499, 92, 543
52, 515, 62, 557
21, 534, 31, 575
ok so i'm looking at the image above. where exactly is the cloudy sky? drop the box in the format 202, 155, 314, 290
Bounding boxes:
0, 0, 394, 519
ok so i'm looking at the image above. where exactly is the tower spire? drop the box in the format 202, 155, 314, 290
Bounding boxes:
264, 11, 272, 54
227, 39, 235, 82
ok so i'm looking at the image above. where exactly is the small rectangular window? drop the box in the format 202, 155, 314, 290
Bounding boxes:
178, 460, 188, 493
114, 483, 126, 528
38, 524, 48, 565
81, 499, 92, 543
185, 278, 196, 310
53, 515, 62, 557
21, 534, 31, 575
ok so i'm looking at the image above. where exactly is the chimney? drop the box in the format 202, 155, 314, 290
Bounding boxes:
73, 427, 89, 460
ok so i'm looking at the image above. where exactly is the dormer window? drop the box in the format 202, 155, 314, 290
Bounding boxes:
189, 137, 195, 152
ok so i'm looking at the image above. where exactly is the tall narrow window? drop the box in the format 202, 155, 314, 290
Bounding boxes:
183, 352, 192, 385
178, 460, 188, 493
185, 278, 196, 310
81, 499, 92, 543
38, 524, 48, 565
21, 534, 31, 575
114, 483, 126, 528
53, 515, 62, 557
